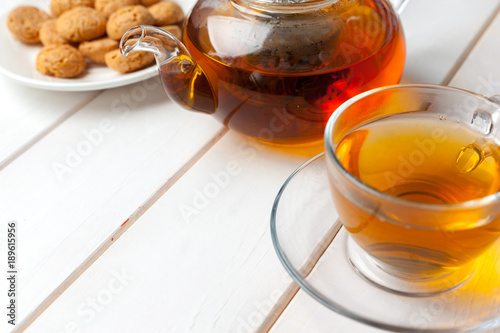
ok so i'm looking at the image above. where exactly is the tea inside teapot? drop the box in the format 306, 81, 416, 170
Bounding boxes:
121, 0, 406, 145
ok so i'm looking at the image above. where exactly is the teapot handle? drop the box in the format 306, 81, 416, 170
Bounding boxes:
389, 0, 410, 14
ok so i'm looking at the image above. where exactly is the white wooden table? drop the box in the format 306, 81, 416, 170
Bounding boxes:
1, 0, 500, 332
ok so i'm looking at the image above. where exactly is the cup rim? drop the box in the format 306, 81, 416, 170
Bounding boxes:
324, 83, 500, 212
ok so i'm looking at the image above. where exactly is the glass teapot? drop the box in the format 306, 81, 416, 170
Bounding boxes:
120, 0, 407, 145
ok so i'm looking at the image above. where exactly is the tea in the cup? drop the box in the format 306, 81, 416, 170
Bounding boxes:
333, 112, 500, 280
324, 85, 500, 295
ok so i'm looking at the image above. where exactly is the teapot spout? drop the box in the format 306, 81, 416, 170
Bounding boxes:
120, 25, 182, 63
120, 25, 216, 114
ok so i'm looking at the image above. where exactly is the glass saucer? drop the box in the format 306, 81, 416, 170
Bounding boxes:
271, 153, 500, 332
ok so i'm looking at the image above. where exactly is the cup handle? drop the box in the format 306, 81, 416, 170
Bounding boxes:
389, 0, 410, 14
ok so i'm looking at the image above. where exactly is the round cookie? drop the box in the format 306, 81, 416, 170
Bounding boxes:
40, 19, 68, 46
79, 38, 119, 63
36, 44, 87, 78
158, 25, 181, 40
50, 0, 95, 17
105, 49, 154, 73
106, 5, 154, 40
94, 0, 140, 19
7, 6, 51, 44
56, 6, 107, 42
148, 1, 184, 26
141, 0, 160, 6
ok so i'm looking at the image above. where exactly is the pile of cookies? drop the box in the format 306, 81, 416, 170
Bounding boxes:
6, 0, 184, 78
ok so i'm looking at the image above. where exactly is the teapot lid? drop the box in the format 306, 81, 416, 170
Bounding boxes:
232, 0, 343, 13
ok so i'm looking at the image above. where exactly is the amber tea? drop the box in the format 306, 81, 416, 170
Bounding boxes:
332, 113, 500, 280
159, 0, 405, 144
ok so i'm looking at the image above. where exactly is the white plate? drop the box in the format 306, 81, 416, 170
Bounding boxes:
0, 0, 158, 91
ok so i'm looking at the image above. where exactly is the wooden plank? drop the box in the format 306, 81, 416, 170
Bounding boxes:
270, 3, 500, 333
1, 1, 216, 331
23, 132, 316, 333
0, 77, 99, 169
0, 76, 224, 332
448, 5, 500, 93
22, 0, 500, 333
400, 0, 500, 85
270, 291, 385, 333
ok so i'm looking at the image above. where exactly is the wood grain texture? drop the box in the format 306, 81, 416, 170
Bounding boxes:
25, 133, 318, 333
448, 5, 500, 93
0, 71, 99, 169
400, 0, 500, 85
0, 78, 223, 332
0, 2, 207, 331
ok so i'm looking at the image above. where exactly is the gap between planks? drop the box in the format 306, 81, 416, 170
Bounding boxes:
257, 4, 500, 333
0, 91, 102, 172
257, 221, 342, 333
14, 127, 229, 333
441, 2, 500, 86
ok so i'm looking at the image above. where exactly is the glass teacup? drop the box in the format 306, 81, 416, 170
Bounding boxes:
324, 84, 500, 295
